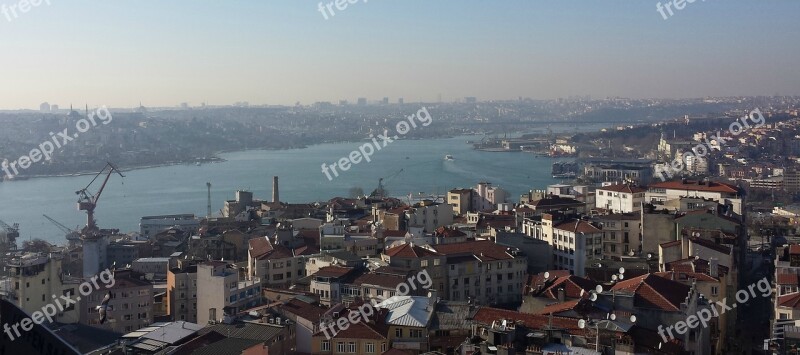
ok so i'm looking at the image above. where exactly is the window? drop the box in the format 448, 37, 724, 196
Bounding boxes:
337, 342, 345, 353
348, 342, 356, 353
382, 343, 387, 352
434, 259, 440, 266
711, 286, 719, 296
421, 260, 428, 267
450, 264, 455, 271
321, 340, 330, 351
366, 342, 375, 353
395, 328, 403, 337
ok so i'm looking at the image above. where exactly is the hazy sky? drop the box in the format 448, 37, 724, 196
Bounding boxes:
1, 1, 799, 109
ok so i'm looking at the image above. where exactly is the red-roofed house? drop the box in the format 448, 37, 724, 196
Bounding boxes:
777, 292, 800, 322
382, 243, 447, 298
611, 273, 712, 354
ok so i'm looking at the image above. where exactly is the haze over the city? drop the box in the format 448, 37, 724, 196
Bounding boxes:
1, 0, 799, 110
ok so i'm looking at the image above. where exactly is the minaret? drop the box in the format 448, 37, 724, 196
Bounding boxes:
272, 176, 279, 204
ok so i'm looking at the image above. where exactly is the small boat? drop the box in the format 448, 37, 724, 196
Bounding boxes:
444, 155, 454, 161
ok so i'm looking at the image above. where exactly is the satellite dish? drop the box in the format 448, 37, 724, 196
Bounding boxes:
595, 285, 603, 293
647, 253, 653, 260
618, 274, 624, 280
628, 250, 635, 256
610, 314, 617, 321
658, 341, 662, 349
580, 289, 585, 297
578, 319, 586, 329
544, 272, 550, 279
630, 315, 637, 323
589, 293, 598, 301
611, 274, 618, 281
619, 267, 625, 274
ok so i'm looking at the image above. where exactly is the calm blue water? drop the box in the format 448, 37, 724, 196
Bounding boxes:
0, 128, 604, 245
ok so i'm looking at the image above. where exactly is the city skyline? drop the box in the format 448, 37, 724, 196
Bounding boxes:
0, 1, 799, 110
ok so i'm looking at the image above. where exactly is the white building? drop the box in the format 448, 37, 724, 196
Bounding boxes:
646, 180, 742, 215
473, 182, 508, 211
541, 215, 602, 277
595, 184, 646, 213
196, 261, 261, 325
404, 201, 453, 233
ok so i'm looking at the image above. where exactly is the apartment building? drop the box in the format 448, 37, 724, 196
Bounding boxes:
404, 201, 453, 233
594, 213, 642, 259
80, 269, 153, 333
4, 252, 81, 324
539, 214, 602, 277
248, 229, 318, 288
383, 243, 447, 296
196, 261, 262, 325
594, 184, 646, 213
377, 295, 435, 352
473, 182, 508, 211
431, 240, 527, 304
166, 261, 198, 323
447, 188, 473, 215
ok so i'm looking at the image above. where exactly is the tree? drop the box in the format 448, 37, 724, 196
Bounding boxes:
22, 238, 52, 254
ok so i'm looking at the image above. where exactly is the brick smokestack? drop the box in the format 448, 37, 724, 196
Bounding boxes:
272, 176, 279, 203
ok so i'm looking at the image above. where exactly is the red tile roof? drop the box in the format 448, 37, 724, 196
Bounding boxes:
536, 298, 590, 315
778, 274, 800, 286
660, 240, 682, 248
471, 307, 582, 334
384, 243, 442, 258
665, 257, 730, 277
530, 274, 596, 300
248, 237, 273, 258
553, 220, 602, 234
279, 299, 327, 323
434, 226, 466, 238
611, 274, 691, 312
790, 245, 800, 256
779, 292, 800, 309
598, 184, 646, 194
648, 180, 739, 194
432, 240, 515, 262
654, 271, 719, 283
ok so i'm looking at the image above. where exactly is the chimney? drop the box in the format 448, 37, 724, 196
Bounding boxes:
709, 258, 719, 278
272, 176, 279, 203
557, 287, 565, 302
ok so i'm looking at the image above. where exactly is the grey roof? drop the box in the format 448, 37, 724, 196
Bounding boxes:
141, 321, 203, 344
376, 296, 435, 328
430, 301, 473, 331
325, 249, 362, 262
190, 337, 264, 355
197, 321, 285, 342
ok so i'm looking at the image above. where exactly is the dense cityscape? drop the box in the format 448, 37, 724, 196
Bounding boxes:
3, 1, 800, 355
